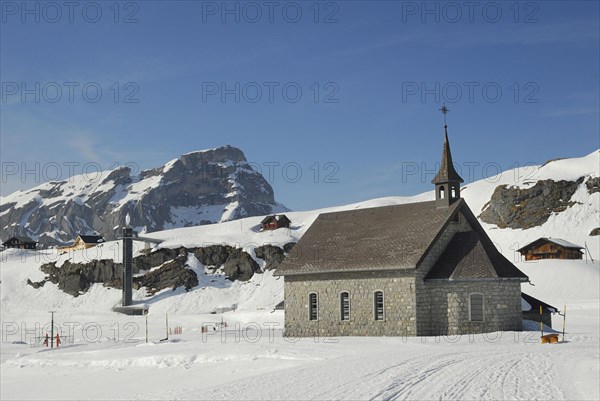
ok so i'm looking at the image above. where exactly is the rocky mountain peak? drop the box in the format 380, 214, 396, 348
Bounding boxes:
1, 145, 287, 247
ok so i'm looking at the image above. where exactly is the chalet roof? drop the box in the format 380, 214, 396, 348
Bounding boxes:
521, 292, 558, 313
425, 231, 528, 280
517, 237, 583, 252
261, 215, 276, 224
78, 235, 105, 244
261, 214, 290, 224
431, 127, 464, 185
277, 200, 462, 274
2, 236, 36, 245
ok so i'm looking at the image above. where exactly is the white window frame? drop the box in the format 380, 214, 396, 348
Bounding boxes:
308, 292, 318, 321
340, 291, 350, 321
373, 290, 385, 321
468, 293, 485, 322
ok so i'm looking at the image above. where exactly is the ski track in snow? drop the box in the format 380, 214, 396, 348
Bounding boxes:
170, 345, 569, 401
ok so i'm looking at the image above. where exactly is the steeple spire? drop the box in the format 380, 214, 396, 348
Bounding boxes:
432, 104, 463, 207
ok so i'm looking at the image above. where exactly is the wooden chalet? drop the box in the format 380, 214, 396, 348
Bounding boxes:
518, 238, 584, 261
2, 236, 37, 250
260, 214, 291, 231
58, 235, 105, 254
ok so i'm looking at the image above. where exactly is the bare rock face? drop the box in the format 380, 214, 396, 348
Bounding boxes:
479, 177, 585, 229
191, 245, 234, 267
134, 256, 198, 295
222, 249, 260, 281
2, 145, 287, 247
255, 245, 287, 270
586, 177, 600, 194
590, 228, 600, 236
29, 242, 297, 298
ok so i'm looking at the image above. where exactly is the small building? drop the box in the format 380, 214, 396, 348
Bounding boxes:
275, 119, 528, 337
521, 292, 558, 328
58, 235, 104, 254
517, 238, 583, 261
2, 236, 37, 250
261, 214, 291, 231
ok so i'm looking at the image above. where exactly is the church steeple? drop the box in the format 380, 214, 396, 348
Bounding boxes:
432, 104, 463, 207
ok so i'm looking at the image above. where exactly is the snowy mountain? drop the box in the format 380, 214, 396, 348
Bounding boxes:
0, 145, 287, 246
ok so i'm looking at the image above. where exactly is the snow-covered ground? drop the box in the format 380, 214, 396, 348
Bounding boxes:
1, 150, 598, 400
1, 304, 598, 400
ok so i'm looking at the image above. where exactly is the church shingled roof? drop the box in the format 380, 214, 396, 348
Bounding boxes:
424, 231, 528, 280
276, 200, 462, 275
276, 199, 528, 281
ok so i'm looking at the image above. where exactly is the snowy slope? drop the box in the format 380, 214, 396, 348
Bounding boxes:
461, 150, 600, 259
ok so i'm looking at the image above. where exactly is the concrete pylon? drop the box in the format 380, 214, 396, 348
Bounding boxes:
122, 220, 133, 307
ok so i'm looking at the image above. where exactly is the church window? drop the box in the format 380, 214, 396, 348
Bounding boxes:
469, 293, 484, 322
374, 291, 385, 321
309, 293, 318, 321
340, 292, 350, 321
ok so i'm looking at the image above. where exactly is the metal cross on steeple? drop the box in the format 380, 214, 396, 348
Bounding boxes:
439, 103, 449, 127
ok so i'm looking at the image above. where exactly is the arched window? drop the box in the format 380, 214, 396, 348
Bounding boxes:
309, 293, 318, 321
439, 186, 445, 199
340, 292, 350, 321
469, 293, 484, 322
374, 291, 384, 321
451, 186, 457, 199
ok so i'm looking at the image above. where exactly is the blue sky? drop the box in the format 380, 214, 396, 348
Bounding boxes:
1, 0, 598, 211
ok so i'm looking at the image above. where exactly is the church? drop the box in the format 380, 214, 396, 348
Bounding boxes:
275, 109, 528, 337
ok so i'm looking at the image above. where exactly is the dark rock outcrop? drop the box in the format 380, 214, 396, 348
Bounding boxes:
480, 178, 585, 229
190, 245, 234, 267
586, 177, 600, 194
590, 228, 600, 236
29, 243, 270, 296
255, 245, 287, 270
222, 249, 260, 281
133, 256, 198, 295
283, 242, 297, 254
40, 260, 93, 296
26, 278, 48, 289
135, 247, 187, 271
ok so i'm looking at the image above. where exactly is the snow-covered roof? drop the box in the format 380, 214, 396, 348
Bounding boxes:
518, 237, 584, 252
545, 238, 584, 249
521, 292, 558, 313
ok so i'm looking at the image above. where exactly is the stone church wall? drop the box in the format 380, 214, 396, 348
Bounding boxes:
417, 280, 523, 336
283, 270, 417, 337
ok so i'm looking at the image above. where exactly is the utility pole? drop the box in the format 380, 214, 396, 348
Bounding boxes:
49, 311, 56, 349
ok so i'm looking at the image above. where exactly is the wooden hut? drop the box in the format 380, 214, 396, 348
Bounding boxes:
58, 235, 104, 254
260, 214, 291, 231
517, 238, 583, 261
2, 236, 37, 250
